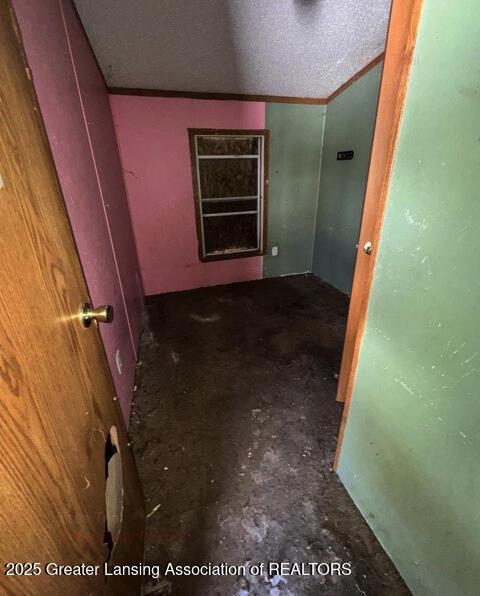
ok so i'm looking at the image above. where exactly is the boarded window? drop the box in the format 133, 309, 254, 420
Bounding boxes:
189, 129, 269, 261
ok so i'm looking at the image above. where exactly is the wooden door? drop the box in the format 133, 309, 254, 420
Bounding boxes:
334, 0, 423, 462
0, 3, 144, 594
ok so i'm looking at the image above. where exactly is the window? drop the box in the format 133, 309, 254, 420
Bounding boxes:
188, 129, 269, 261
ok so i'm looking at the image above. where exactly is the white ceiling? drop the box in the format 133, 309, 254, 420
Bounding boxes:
74, 0, 391, 99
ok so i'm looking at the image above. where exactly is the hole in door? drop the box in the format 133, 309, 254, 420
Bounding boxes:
103, 425, 123, 562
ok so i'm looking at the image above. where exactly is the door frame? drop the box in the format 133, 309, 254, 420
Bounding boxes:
334, 0, 424, 467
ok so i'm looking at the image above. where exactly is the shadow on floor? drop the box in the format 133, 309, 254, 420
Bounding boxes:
130, 274, 409, 596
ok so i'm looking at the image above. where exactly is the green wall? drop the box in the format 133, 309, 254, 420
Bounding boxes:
312, 63, 382, 294
337, 2, 480, 595
263, 103, 325, 278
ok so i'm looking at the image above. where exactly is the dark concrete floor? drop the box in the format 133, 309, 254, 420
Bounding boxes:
130, 274, 409, 596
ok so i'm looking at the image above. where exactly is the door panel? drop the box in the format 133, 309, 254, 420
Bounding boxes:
335, 0, 423, 403
0, 3, 144, 593
334, 0, 424, 465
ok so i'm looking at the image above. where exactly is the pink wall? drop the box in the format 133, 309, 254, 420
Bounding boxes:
110, 96, 265, 295
61, 1, 143, 349
13, 0, 143, 422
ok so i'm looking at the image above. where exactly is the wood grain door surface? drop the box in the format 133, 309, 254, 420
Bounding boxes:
0, 3, 144, 594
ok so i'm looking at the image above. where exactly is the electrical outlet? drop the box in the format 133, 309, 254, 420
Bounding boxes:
271, 246, 278, 256
115, 349, 123, 375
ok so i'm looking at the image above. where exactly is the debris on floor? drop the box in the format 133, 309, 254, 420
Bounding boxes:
146, 503, 162, 519
131, 275, 410, 595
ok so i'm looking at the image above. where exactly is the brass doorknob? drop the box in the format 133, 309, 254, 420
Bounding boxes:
363, 241, 373, 255
80, 303, 114, 328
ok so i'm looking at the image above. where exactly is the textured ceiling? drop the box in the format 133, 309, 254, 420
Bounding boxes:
74, 0, 391, 98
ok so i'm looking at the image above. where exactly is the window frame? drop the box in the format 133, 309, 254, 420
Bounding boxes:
188, 128, 269, 262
